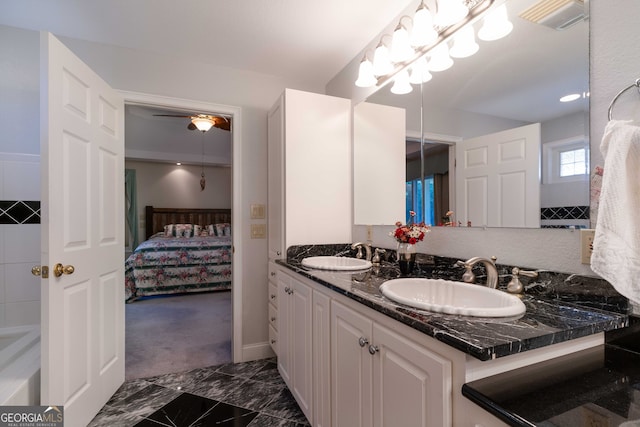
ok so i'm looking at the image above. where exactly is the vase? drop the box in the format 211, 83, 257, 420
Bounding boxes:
396, 242, 417, 275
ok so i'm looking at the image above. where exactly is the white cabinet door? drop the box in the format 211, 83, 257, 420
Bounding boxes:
277, 270, 313, 423
331, 301, 374, 427
313, 290, 332, 427
372, 323, 453, 427
291, 278, 313, 421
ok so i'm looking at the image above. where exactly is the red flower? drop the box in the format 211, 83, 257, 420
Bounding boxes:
409, 237, 417, 244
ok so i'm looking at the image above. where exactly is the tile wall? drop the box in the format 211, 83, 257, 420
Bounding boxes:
0, 153, 40, 327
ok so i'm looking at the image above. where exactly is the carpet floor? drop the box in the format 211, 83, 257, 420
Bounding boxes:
125, 290, 232, 380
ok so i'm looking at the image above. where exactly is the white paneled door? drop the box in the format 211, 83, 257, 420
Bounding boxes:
456, 123, 541, 228
40, 32, 125, 426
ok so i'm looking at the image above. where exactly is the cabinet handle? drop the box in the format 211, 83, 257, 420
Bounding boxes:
270, 271, 276, 277
271, 339, 277, 344
368, 345, 379, 355
277, 251, 282, 256
284, 286, 290, 293
270, 294, 276, 300
358, 337, 369, 347
270, 316, 276, 322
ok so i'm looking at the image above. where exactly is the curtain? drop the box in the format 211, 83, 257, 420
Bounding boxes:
433, 172, 449, 225
125, 169, 139, 249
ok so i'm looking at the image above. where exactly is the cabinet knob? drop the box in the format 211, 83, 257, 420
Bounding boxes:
271, 271, 276, 277
368, 345, 379, 355
270, 316, 276, 322
284, 286, 290, 293
270, 294, 276, 300
358, 337, 369, 347
277, 251, 282, 256
271, 339, 277, 344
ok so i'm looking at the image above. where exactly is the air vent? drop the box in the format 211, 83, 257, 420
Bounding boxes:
519, 0, 585, 30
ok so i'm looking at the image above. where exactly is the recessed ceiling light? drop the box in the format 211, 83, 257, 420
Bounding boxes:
560, 93, 581, 103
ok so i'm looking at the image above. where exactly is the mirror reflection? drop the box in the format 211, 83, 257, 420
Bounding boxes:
365, 0, 589, 229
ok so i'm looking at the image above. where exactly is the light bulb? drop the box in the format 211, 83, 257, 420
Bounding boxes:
411, 3, 438, 47
390, 70, 413, 95
409, 57, 433, 84
450, 26, 479, 58
478, 4, 513, 41
390, 22, 415, 63
355, 57, 377, 87
428, 43, 453, 72
372, 41, 393, 76
435, 0, 468, 27
192, 117, 214, 132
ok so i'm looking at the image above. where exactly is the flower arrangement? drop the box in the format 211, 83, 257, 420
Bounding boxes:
390, 211, 430, 245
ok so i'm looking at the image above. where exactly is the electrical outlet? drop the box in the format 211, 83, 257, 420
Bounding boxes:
581, 229, 595, 264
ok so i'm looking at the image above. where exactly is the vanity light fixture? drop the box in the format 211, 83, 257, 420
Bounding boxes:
354, 0, 513, 94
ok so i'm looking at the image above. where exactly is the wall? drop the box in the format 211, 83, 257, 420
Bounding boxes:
0, 154, 41, 327
349, 1, 640, 277
125, 160, 232, 240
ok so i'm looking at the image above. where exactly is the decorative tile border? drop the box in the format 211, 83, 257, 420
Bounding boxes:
540, 206, 589, 221
0, 200, 41, 224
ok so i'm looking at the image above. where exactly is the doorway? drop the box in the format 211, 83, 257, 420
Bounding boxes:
120, 91, 243, 374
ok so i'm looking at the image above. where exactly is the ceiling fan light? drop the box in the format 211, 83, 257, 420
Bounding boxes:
478, 4, 513, 41
355, 57, 377, 87
411, 3, 438, 47
435, 0, 468, 27
428, 43, 453, 72
191, 117, 215, 132
390, 70, 413, 95
450, 26, 479, 58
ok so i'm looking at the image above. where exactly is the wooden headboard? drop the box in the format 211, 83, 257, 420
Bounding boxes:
145, 206, 232, 239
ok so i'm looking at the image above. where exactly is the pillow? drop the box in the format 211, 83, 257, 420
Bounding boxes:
215, 223, 225, 237
174, 224, 193, 238
223, 223, 231, 236
207, 224, 216, 236
193, 224, 202, 237
164, 224, 174, 237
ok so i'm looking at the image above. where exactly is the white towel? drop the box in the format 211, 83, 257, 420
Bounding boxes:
591, 120, 640, 304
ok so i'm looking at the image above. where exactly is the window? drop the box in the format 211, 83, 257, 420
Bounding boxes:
559, 147, 587, 177
406, 176, 435, 226
542, 137, 589, 184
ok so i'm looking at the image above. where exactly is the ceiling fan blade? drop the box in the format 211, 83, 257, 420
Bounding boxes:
214, 119, 231, 131
187, 122, 197, 131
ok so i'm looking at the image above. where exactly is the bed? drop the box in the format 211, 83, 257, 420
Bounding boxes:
125, 206, 233, 302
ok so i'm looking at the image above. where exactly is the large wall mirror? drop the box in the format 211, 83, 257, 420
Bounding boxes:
357, 0, 589, 229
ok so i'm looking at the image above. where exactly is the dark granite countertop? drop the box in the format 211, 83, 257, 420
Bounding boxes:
462, 321, 640, 426
277, 244, 630, 361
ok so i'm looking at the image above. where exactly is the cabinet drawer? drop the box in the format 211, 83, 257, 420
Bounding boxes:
269, 324, 278, 355
269, 302, 278, 330
268, 282, 278, 308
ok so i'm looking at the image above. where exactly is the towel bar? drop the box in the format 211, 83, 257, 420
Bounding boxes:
608, 78, 640, 120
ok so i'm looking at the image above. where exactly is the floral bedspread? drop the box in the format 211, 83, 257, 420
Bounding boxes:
125, 234, 232, 301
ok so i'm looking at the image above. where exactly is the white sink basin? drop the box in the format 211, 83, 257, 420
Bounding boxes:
379, 278, 526, 318
301, 256, 372, 271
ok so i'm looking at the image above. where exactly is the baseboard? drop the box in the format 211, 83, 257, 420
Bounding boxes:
241, 342, 275, 363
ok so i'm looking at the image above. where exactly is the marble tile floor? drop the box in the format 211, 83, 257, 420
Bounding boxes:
89, 358, 311, 427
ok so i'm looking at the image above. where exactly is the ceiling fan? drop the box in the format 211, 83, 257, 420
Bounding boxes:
152, 113, 231, 132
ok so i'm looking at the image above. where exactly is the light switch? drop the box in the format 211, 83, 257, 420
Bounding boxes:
251, 223, 266, 239
250, 204, 265, 219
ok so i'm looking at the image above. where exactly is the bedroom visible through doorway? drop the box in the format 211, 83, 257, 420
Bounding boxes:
122, 95, 239, 379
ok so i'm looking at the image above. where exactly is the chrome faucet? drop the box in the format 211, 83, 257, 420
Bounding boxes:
351, 242, 372, 261
455, 256, 498, 289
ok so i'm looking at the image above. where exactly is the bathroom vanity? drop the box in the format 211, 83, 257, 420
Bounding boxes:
268, 244, 629, 427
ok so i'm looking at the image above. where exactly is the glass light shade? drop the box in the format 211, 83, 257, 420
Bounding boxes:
478, 5, 513, 41
411, 4, 438, 47
428, 43, 453, 72
355, 58, 377, 87
192, 117, 214, 132
409, 57, 433, 84
390, 24, 414, 63
435, 0, 468, 27
449, 26, 479, 58
372, 42, 393, 76
390, 70, 413, 95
